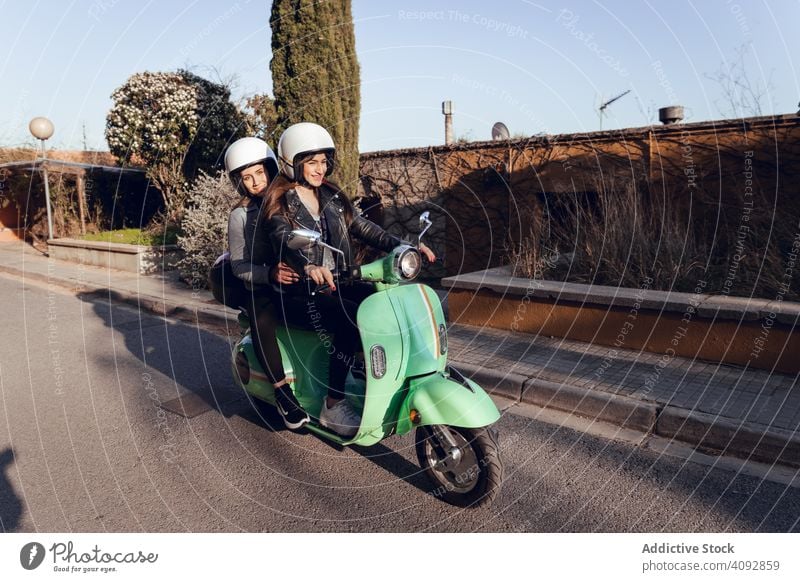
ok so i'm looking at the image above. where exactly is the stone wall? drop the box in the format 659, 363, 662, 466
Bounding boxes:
357, 114, 800, 295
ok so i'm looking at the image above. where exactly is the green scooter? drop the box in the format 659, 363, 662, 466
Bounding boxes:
231, 213, 503, 507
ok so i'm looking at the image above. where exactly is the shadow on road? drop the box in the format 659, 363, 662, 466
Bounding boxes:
351, 442, 433, 495
0, 448, 22, 532
80, 292, 246, 417
77, 293, 440, 497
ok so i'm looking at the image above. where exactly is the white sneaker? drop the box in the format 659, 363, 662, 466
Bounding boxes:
320, 399, 361, 437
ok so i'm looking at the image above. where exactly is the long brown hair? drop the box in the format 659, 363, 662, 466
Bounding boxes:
263, 174, 296, 219
233, 194, 256, 210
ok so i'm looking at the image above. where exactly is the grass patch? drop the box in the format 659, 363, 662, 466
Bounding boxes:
81, 227, 178, 246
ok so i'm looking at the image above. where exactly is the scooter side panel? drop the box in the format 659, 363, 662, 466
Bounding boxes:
395, 374, 501, 435
352, 284, 450, 444
356, 292, 408, 441
233, 328, 330, 417
383, 284, 447, 377
275, 327, 332, 418
232, 335, 277, 404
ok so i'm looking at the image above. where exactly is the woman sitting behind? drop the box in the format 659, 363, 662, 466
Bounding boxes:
225, 137, 309, 430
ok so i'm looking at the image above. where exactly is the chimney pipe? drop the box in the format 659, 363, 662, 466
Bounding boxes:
442, 101, 454, 145
659, 105, 684, 125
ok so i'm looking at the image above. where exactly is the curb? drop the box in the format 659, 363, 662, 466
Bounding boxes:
447, 364, 800, 468
454, 364, 658, 433
0, 263, 239, 330
450, 361, 526, 402
521, 378, 658, 433
0, 263, 105, 297
656, 406, 800, 468
88, 287, 240, 331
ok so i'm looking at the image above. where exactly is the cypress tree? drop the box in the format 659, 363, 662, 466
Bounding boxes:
270, 0, 361, 195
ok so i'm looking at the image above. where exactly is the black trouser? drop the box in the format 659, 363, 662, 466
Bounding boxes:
246, 293, 286, 385
275, 284, 373, 401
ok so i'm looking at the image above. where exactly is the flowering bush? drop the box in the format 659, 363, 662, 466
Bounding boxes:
105, 70, 243, 219
175, 171, 239, 286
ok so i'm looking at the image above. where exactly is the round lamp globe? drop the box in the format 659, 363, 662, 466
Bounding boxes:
29, 117, 55, 141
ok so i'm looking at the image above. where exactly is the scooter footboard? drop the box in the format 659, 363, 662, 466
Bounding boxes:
395, 374, 501, 436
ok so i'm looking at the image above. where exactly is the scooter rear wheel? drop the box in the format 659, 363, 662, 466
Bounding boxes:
415, 425, 503, 508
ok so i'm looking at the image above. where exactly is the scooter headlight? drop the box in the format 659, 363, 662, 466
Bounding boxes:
395, 247, 422, 280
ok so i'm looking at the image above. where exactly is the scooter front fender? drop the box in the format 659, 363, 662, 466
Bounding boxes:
396, 373, 501, 436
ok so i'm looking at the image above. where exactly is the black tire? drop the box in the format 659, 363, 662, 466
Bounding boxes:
415, 425, 503, 508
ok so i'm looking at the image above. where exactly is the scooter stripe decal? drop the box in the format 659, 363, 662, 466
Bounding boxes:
418, 286, 439, 357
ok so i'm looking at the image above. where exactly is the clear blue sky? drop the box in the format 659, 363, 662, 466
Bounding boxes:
1, 0, 798, 153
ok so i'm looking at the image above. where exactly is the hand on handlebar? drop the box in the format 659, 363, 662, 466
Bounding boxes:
305, 264, 336, 292
419, 243, 436, 263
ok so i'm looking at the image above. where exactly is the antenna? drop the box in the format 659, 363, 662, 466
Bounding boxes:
491, 122, 510, 140
598, 89, 631, 130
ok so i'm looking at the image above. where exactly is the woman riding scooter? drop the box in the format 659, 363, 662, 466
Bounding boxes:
224, 137, 310, 430
265, 122, 435, 437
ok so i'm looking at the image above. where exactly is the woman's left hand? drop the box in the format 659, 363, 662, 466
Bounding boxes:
419, 243, 436, 263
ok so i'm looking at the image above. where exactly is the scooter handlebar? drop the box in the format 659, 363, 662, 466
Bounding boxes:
303, 267, 361, 295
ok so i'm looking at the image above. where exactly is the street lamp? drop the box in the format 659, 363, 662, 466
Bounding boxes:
29, 116, 55, 240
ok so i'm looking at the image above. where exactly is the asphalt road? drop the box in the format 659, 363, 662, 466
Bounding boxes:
1, 274, 798, 532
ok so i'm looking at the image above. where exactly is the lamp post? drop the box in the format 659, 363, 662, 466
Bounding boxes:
29, 117, 55, 240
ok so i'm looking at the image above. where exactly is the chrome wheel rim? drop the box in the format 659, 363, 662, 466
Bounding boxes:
423, 428, 481, 494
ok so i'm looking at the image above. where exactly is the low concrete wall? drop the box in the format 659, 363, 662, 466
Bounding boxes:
443, 266, 800, 374
47, 238, 180, 274
0, 227, 24, 242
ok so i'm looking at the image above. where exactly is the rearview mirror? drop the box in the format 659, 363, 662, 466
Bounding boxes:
418, 211, 432, 245
287, 229, 321, 251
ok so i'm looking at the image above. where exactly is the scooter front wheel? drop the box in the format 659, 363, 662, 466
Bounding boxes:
415, 425, 503, 508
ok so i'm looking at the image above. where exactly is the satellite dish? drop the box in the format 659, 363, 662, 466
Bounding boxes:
491, 122, 510, 141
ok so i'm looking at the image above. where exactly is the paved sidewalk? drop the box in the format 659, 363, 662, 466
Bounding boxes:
2, 240, 798, 468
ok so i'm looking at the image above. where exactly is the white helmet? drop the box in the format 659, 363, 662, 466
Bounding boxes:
277, 122, 335, 181
224, 137, 279, 182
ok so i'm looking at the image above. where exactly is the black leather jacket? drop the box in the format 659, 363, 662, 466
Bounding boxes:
268, 184, 404, 290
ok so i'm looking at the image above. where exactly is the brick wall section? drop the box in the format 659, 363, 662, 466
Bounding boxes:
0, 148, 118, 166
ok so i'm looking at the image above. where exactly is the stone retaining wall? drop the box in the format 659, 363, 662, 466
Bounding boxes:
47, 238, 180, 275
443, 266, 800, 373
